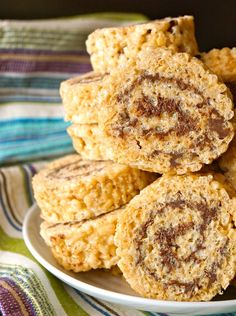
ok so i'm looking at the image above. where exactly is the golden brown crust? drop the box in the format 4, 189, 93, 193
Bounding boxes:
40, 209, 120, 272
67, 124, 108, 160
201, 48, 236, 83
60, 72, 107, 124
86, 16, 198, 73
33, 154, 157, 223
115, 173, 236, 301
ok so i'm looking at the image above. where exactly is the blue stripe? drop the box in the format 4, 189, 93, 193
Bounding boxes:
75, 291, 111, 316
20, 165, 35, 205
0, 186, 21, 231
0, 118, 65, 124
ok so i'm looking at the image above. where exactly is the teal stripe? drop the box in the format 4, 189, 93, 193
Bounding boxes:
0, 133, 71, 151
0, 118, 64, 124
0, 131, 69, 145
3, 144, 74, 160
0, 123, 69, 137
0, 145, 73, 163
0, 139, 73, 157
0, 77, 64, 89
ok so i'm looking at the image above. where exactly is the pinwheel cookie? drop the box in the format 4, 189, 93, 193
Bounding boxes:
201, 48, 236, 104
115, 173, 236, 301
99, 48, 234, 174
201, 48, 236, 83
40, 208, 120, 272
33, 154, 156, 223
60, 72, 107, 124
86, 15, 198, 73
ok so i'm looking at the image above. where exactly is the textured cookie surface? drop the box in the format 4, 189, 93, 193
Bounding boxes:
40, 209, 120, 272
60, 72, 107, 124
86, 16, 198, 73
219, 109, 236, 190
115, 174, 236, 301
68, 124, 108, 160
201, 48, 236, 83
33, 154, 156, 223
99, 48, 234, 174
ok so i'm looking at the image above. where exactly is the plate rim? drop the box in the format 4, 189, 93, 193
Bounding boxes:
23, 203, 236, 311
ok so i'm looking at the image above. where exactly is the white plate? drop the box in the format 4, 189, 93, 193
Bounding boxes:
23, 204, 236, 315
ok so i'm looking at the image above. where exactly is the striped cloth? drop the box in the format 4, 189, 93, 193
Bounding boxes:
0, 13, 145, 164
0, 13, 234, 316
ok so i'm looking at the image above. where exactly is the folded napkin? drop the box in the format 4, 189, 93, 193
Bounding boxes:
0, 13, 232, 316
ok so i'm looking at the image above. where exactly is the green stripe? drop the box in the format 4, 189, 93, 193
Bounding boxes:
0, 226, 88, 316
2, 29, 88, 37
0, 13, 147, 50
0, 33, 87, 50
52, 12, 147, 21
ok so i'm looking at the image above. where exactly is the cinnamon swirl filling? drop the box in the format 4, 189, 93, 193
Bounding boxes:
133, 195, 230, 298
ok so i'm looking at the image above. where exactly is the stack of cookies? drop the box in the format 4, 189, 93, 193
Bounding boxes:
33, 15, 236, 302
33, 155, 156, 271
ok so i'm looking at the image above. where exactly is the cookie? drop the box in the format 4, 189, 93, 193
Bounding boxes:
40, 208, 120, 272
67, 124, 107, 160
86, 16, 198, 73
60, 72, 107, 124
98, 48, 234, 174
33, 154, 156, 223
201, 48, 236, 83
115, 174, 236, 301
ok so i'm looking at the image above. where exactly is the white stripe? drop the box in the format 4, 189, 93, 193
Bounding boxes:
65, 285, 144, 316
65, 286, 105, 316
0, 103, 65, 119
0, 171, 22, 238
0, 87, 58, 96
0, 162, 46, 238
0, 251, 67, 316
